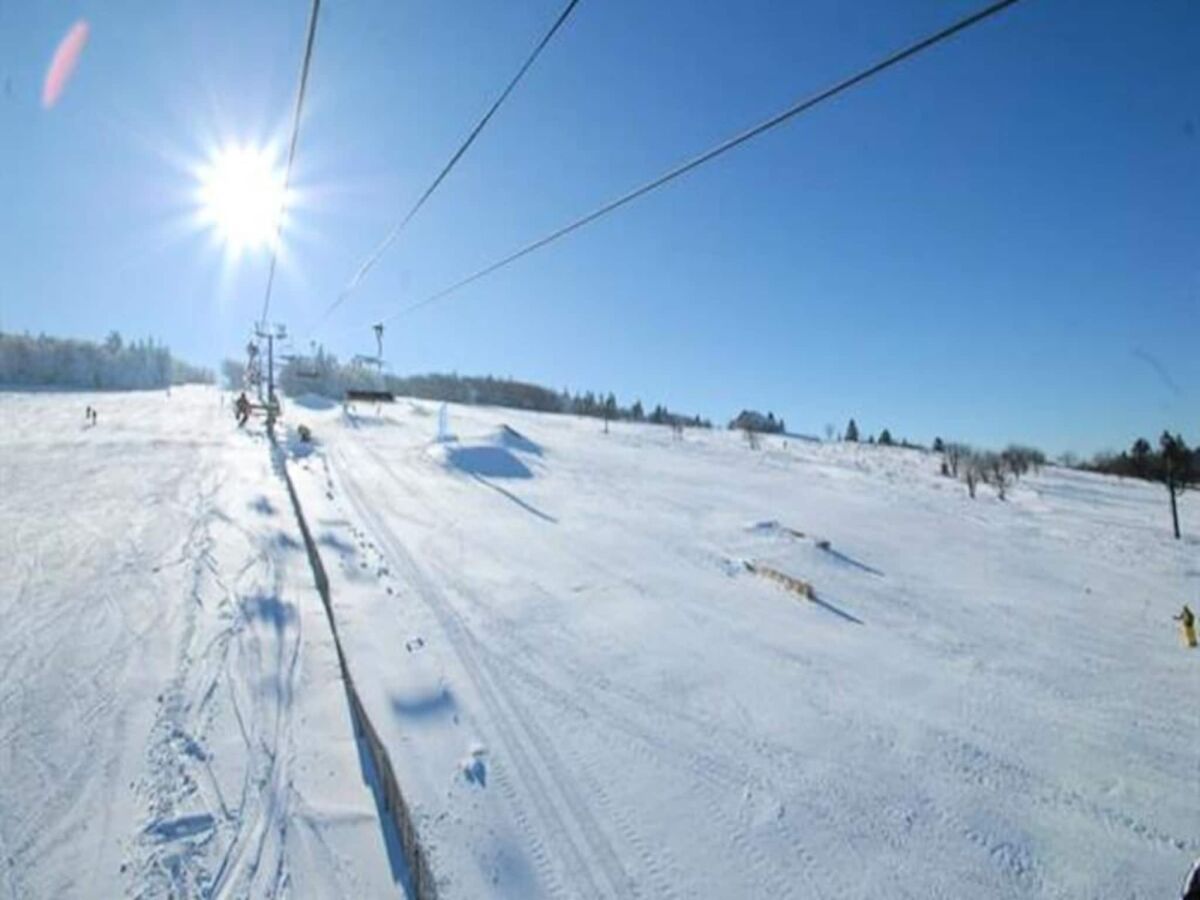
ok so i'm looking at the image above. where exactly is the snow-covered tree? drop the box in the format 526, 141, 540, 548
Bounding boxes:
0, 331, 211, 389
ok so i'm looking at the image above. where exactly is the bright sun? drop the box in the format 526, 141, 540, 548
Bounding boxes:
196, 144, 286, 252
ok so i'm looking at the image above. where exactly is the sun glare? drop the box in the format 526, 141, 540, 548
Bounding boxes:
196, 144, 286, 253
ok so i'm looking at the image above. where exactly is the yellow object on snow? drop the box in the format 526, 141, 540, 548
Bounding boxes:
1175, 604, 1197, 648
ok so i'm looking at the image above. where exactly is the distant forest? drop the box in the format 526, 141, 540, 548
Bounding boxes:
1084, 433, 1198, 487
234, 348, 714, 428
0, 331, 213, 390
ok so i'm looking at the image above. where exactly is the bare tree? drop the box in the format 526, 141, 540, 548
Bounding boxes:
1000, 444, 1045, 480
988, 454, 1009, 500
944, 442, 968, 479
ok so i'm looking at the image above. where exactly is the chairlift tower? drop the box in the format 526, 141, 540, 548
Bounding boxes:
345, 322, 395, 403
244, 340, 261, 392
351, 323, 387, 386
253, 322, 288, 428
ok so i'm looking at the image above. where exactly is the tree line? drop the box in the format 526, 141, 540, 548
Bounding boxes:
1084, 433, 1197, 485
1, 331, 213, 390
842, 412, 1194, 539
1083, 432, 1196, 539
729, 409, 786, 435
934, 439, 1047, 501
839, 418, 918, 448
256, 349, 714, 430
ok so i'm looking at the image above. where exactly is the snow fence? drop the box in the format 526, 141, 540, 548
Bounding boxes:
274, 443, 438, 900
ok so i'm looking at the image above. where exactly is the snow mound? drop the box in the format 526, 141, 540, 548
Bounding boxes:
494, 424, 543, 456
427, 427, 539, 478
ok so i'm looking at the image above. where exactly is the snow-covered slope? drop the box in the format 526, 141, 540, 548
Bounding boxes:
0, 388, 400, 899
2, 387, 1195, 898
285, 398, 1198, 899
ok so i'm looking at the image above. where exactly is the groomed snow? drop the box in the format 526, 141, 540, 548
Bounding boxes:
0, 387, 400, 899
2, 387, 1196, 898
287, 398, 1198, 899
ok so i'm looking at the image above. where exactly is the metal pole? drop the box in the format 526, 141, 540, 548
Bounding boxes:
267, 331, 276, 431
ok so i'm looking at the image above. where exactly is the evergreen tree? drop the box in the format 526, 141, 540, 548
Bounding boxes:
1131, 437, 1151, 478
845, 418, 859, 442
879, 428, 893, 446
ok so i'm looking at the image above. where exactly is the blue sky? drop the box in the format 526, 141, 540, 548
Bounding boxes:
1, 0, 1196, 454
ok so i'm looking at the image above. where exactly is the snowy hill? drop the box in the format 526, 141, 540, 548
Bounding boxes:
287, 397, 1198, 898
1, 387, 1195, 898
0, 388, 398, 899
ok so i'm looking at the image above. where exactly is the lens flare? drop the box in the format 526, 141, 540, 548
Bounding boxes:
42, 20, 90, 109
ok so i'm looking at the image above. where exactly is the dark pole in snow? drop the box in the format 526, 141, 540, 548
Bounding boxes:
267, 331, 275, 430
1169, 473, 1181, 540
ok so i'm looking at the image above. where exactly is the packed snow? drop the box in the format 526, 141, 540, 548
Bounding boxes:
2, 386, 1196, 898
0, 388, 400, 899
285, 396, 1198, 898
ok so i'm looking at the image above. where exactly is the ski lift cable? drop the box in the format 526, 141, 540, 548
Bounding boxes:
339, 0, 1023, 334
258, 0, 322, 328
310, 0, 583, 330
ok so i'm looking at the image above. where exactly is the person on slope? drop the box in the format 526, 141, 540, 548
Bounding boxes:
235, 392, 251, 428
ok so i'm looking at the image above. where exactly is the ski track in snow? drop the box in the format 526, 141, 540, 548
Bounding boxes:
287, 400, 1198, 899
0, 389, 398, 900
127, 427, 309, 900
3, 389, 1196, 898
337, 446, 638, 898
